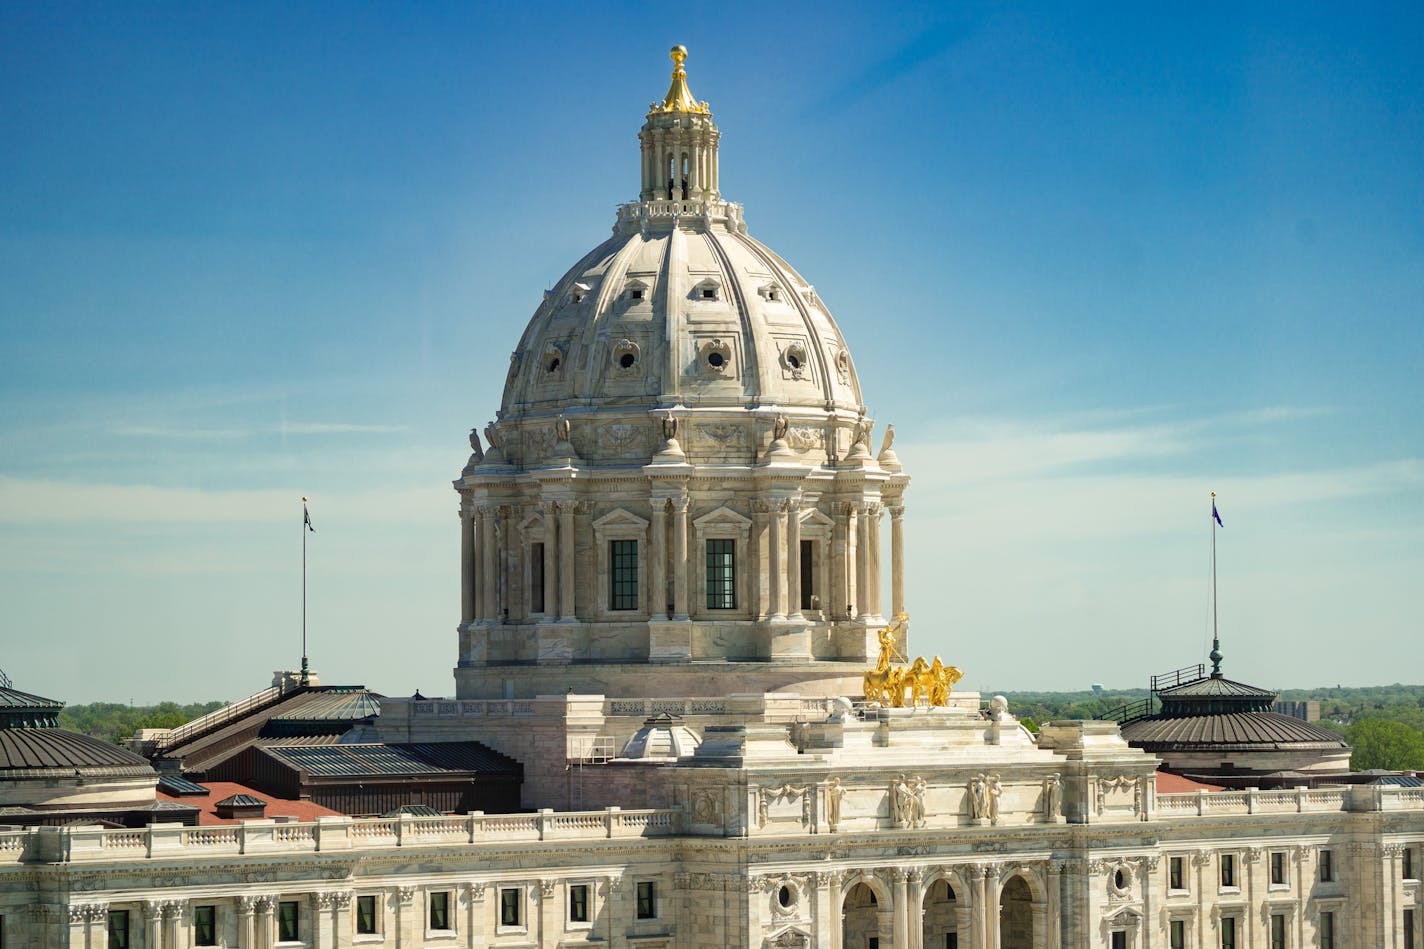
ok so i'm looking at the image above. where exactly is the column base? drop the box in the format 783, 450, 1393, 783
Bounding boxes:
767, 619, 811, 660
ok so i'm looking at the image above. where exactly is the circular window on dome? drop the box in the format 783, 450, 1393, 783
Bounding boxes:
612, 339, 641, 375
778, 884, 795, 910
780, 341, 809, 380
699, 338, 732, 375
541, 344, 565, 380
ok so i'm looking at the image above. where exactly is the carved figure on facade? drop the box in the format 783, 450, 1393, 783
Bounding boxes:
772, 414, 789, 442
466, 428, 484, 464
969, 772, 1002, 825
691, 787, 723, 825
825, 777, 845, 833
892, 773, 927, 828
1043, 773, 1062, 820
879, 423, 895, 457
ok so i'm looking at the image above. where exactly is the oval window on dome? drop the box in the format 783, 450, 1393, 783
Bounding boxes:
787, 353, 801, 369
620, 353, 636, 369
546, 357, 561, 373
707, 352, 724, 368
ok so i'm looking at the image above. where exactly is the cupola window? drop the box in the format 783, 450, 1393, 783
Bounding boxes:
629, 288, 643, 301
692, 279, 721, 302
570, 282, 592, 305
698, 338, 732, 375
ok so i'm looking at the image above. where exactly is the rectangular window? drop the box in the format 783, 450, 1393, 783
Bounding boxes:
636, 881, 657, 919
429, 891, 450, 931
868, 939, 879, 949
193, 906, 216, 947
1270, 913, 1286, 949
278, 902, 299, 943
569, 884, 589, 923
107, 911, 130, 949
1320, 912, 1334, 949
500, 889, 521, 928
1406, 847, 1416, 880
1271, 851, 1286, 885
610, 539, 638, 610
1171, 920, 1186, 949
356, 895, 377, 935
800, 539, 815, 610
1319, 849, 1333, 882
1169, 856, 1184, 890
1406, 910, 1416, 949
530, 542, 545, 613
705, 539, 735, 609
946, 934, 958, 949
1220, 853, 1236, 888
1111, 932, 1127, 949
1221, 917, 1237, 949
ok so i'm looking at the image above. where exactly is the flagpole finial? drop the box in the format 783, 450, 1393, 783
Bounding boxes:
302, 496, 308, 502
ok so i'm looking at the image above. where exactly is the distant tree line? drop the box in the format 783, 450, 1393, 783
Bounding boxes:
59, 701, 227, 746
997, 684, 1424, 772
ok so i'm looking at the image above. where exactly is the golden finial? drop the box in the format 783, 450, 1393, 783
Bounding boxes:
653, 44, 709, 115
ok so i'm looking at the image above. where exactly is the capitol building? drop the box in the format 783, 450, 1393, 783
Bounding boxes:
2, 47, 1422, 949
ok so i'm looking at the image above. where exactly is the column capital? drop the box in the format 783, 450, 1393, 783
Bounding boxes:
888, 504, 905, 519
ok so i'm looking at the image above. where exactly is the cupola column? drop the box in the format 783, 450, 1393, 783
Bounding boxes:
787, 497, 803, 620
459, 506, 475, 624
889, 504, 906, 618
559, 504, 577, 620
672, 496, 690, 619
855, 501, 872, 622
542, 502, 560, 621
650, 498, 668, 621
768, 500, 785, 620
480, 506, 499, 623
865, 498, 877, 618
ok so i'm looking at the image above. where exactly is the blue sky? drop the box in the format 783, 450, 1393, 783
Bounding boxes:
2, 2, 1420, 704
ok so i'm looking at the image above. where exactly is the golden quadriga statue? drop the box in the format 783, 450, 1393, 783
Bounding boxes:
862, 612, 963, 707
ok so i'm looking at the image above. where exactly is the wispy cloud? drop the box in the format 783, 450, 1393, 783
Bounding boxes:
108, 422, 406, 439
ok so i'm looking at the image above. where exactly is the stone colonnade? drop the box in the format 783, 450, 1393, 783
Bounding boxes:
458, 488, 906, 631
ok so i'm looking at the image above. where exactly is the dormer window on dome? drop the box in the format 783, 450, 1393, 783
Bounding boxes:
693, 278, 721, 302
625, 279, 648, 302
758, 282, 783, 303
570, 282, 592, 305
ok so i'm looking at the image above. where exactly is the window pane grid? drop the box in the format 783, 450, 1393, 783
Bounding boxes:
706, 539, 735, 609
610, 540, 638, 610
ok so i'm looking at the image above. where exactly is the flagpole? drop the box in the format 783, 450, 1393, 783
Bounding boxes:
301, 496, 310, 687
1209, 491, 1221, 676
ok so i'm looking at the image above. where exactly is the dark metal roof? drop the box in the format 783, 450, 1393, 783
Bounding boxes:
381, 804, 443, 817
1157, 675, 1276, 699
213, 794, 266, 808
0, 728, 154, 776
0, 686, 63, 710
158, 774, 210, 796
1121, 711, 1350, 752
268, 689, 382, 723
262, 742, 520, 778
1367, 774, 1423, 787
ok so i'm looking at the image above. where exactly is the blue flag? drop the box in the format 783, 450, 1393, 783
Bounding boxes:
1212, 500, 1223, 527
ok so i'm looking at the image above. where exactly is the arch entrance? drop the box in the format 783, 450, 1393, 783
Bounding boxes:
841, 881, 890, 947
922, 877, 966, 949
999, 876, 1034, 949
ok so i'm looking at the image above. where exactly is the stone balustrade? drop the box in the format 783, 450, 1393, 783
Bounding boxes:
1151, 784, 1424, 816
0, 806, 683, 865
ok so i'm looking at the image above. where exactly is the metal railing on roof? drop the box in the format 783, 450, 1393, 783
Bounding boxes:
1104, 697, 1156, 726
1150, 664, 1207, 693
154, 684, 291, 753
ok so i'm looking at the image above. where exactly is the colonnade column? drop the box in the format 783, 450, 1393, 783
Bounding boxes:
480, 507, 498, 623
650, 499, 668, 620
255, 897, 274, 949
787, 498, 803, 620
1046, 862, 1062, 949
144, 902, 162, 949
892, 870, 910, 948
238, 897, 256, 949
854, 502, 871, 622
459, 507, 475, 624
907, 869, 925, 949
768, 501, 785, 620
541, 503, 559, 620
558, 503, 576, 620
831, 506, 847, 623
986, 868, 1001, 949
889, 504, 906, 618
672, 497, 690, 619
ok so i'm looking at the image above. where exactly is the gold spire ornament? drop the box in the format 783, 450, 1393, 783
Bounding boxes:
651, 45, 711, 115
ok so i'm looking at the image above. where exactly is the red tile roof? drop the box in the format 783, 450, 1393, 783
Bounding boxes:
156, 780, 343, 825
1156, 771, 1224, 793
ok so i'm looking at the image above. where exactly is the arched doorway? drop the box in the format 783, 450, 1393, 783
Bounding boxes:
922, 877, 965, 949
842, 881, 889, 948
1000, 876, 1034, 949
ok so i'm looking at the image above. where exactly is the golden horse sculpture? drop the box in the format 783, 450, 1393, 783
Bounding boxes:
861, 612, 964, 708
